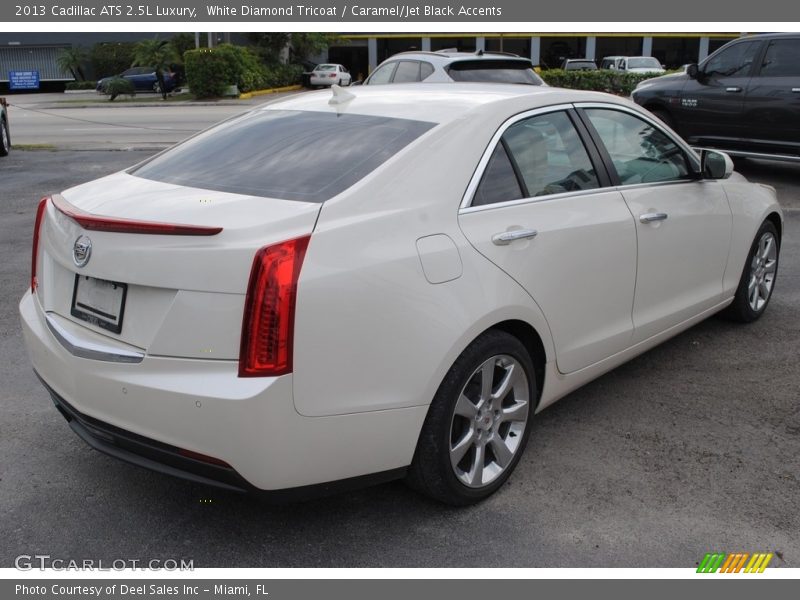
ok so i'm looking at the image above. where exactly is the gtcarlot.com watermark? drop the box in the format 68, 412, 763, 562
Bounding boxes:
15, 554, 193, 571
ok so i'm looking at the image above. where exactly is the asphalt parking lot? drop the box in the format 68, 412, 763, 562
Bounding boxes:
1, 149, 798, 568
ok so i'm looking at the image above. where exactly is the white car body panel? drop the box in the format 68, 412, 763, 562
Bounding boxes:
19, 84, 783, 493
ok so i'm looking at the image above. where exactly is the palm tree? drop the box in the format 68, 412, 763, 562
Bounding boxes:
56, 47, 86, 81
131, 39, 179, 100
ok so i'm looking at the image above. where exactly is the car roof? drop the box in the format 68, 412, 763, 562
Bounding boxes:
261, 83, 629, 125
380, 51, 532, 64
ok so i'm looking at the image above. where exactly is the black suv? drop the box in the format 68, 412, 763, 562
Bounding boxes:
632, 33, 800, 161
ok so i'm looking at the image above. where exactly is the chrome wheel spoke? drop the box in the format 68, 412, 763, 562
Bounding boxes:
480, 361, 495, 404
490, 437, 514, 468
467, 443, 486, 486
760, 236, 773, 261
454, 393, 478, 418
763, 260, 777, 274
500, 400, 529, 423
491, 363, 518, 403
450, 430, 475, 468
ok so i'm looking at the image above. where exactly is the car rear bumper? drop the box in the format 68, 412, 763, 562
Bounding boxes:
20, 291, 426, 494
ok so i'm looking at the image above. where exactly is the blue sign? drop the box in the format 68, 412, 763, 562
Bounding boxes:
9, 70, 40, 90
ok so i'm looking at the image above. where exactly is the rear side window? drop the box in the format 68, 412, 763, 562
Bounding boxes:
759, 40, 800, 77
393, 61, 421, 83
420, 62, 435, 80
447, 60, 543, 85
130, 110, 435, 203
473, 111, 600, 206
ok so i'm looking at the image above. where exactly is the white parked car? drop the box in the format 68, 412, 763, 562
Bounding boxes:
308, 63, 351, 87
20, 84, 782, 505
606, 56, 666, 74
363, 50, 545, 86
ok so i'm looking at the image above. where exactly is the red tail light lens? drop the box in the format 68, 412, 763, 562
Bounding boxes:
239, 236, 310, 377
31, 197, 49, 293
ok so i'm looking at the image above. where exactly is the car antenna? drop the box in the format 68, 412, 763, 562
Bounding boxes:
329, 84, 355, 106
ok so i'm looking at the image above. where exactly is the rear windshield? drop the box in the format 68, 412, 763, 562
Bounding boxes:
446, 60, 543, 85
566, 61, 597, 70
130, 110, 435, 203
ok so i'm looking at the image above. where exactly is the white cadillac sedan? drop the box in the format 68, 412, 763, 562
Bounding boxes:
20, 84, 782, 505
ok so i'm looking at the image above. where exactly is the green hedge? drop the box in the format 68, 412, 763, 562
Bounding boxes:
90, 42, 136, 79
540, 69, 672, 96
65, 80, 97, 90
185, 45, 302, 98
103, 77, 136, 101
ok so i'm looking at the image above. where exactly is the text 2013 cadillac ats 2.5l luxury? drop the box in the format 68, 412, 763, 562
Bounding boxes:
20, 84, 782, 504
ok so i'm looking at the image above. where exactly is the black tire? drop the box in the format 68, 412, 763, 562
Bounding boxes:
649, 107, 675, 130
721, 220, 780, 323
406, 330, 536, 505
0, 116, 9, 157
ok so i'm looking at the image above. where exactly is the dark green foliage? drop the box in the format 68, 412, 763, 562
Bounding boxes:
65, 80, 97, 90
184, 45, 302, 98
89, 42, 136, 80
102, 77, 136, 101
540, 69, 676, 96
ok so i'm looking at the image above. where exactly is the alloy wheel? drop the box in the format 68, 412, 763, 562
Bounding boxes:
748, 231, 778, 312
449, 355, 530, 488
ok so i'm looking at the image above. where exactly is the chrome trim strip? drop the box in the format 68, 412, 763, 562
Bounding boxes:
459, 100, 705, 214
460, 186, 604, 214
45, 313, 144, 364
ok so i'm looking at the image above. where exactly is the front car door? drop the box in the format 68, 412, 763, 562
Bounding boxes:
577, 105, 732, 344
678, 38, 764, 147
743, 37, 800, 156
458, 107, 637, 374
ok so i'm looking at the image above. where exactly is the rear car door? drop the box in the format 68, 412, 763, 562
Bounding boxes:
458, 107, 637, 374
743, 37, 800, 155
678, 39, 763, 146
578, 105, 732, 344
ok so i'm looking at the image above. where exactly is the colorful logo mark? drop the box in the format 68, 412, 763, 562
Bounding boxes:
697, 552, 773, 573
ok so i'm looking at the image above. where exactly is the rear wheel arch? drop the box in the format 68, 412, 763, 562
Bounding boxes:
489, 320, 546, 404
765, 212, 782, 244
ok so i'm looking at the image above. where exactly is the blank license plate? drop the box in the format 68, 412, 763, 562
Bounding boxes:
71, 275, 128, 334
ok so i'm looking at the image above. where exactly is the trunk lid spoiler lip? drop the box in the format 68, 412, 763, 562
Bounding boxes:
50, 194, 223, 236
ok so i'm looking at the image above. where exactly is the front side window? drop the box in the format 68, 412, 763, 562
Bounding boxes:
472, 111, 600, 206
130, 110, 435, 203
759, 40, 800, 77
704, 41, 760, 77
583, 108, 691, 185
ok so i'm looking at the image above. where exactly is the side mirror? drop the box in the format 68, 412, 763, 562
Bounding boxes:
701, 149, 734, 180
686, 63, 699, 79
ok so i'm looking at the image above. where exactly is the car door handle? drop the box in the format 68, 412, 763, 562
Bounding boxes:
639, 212, 669, 223
725, 87, 742, 93
492, 229, 538, 245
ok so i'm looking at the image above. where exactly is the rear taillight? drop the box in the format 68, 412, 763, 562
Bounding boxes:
31, 197, 49, 293
329, 73, 336, 78
239, 236, 310, 377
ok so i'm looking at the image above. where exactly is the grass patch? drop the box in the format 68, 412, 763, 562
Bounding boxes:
54, 94, 197, 105
12, 144, 58, 151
